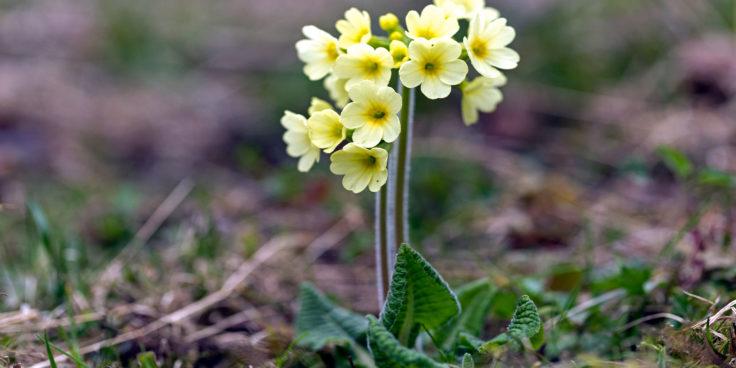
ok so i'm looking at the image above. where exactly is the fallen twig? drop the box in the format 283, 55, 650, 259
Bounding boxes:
30, 234, 305, 368
691, 298, 736, 330
92, 178, 195, 311
617, 312, 687, 332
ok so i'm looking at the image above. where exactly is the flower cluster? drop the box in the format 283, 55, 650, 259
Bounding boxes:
282, 0, 518, 193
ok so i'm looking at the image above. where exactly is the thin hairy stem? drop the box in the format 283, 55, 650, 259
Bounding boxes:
375, 186, 390, 307
377, 83, 414, 308
394, 86, 415, 248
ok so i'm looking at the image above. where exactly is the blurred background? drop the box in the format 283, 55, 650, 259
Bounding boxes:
0, 0, 735, 366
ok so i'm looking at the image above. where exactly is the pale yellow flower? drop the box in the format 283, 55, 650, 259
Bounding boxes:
341, 81, 402, 148
405, 5, 459, 41
336, 8, 372, 49
434, 0, 485, 19
461, 74, 506, 125
307, 109, 346, 153
308, 97, 333, 116
334, 44, 393, 89
281, 111, 320, 172
399, 38, 468, 99
295, 26, 341, 81
330, 143, 388, 193
464, 14, 519, 78
389, 40, 409, 68
324, 75, 350, 108
479, 7, 500, 20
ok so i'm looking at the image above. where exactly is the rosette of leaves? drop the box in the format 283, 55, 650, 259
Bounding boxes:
293, 245, 543, 367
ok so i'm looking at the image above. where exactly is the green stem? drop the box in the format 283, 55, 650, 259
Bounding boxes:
394, 86, 414, 248
375, 186, 390, 307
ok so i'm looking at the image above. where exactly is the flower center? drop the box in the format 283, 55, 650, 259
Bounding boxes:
416, 27, 437, 40
363, 57, 382, 76
423, 61, 441, 76
392, 51, 407, 64
373, 110, 386, 119
325, 42, 339, 61
354, 28, 369, 42
471, 38, 489, 59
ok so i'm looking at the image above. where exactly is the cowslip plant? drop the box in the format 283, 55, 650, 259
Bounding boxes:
283, 0, 519, 306
295, 245, 543, 367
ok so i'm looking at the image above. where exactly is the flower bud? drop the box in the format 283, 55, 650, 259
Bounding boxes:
379, 13, 399, 32
389, 31, 404, 41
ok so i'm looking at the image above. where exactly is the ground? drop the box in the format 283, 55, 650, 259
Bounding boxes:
1, 0, 735, 367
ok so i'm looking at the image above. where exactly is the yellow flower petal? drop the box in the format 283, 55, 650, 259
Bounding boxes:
307, 109, 346, 153
486, 47, 520, 69
400, 38, 466, 99
340, 81, 402, 147
434, 0, 485, 19
295, 26, 340, 81
335, 44, 393, 89
330, 144, 388, 193
324, 75, 350, 108
438, 59, 468, 85
308, 97, 333, 116
282, 111, 320, 171
420, 76, 451, 99
336, 8, 372, 49
405, 5, 459, 41
461, 75, 505, 125
398, 61, 424, 88
352, 122, 385, 148
465, 15, 520, 77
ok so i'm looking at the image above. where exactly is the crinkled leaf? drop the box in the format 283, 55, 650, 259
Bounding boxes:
380, 245, 460, 346
461, 353, 474, 368
367, 316, 446, 368
506, 295, 542, 339
480, 295, 543, 352
433, 278, 494, 350
295, 282, 368, 350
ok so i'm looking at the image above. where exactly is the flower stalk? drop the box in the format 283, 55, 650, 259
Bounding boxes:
375, 186, 390, 306
283, 2, 519, 310
392, 86, 415, 250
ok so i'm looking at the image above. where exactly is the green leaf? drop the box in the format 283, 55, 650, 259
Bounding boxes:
295, 282, 368, 350
505, 295, 542, 340
697, 168, 735, 189
27, 203, 63, 273
618, 265, 651, 296
458, 332, 484, 351
137, 352, 159, 368
480, 295, 543, 352
433, 278, 494, 350
461, 353, 474, 368
657, 146, 693, 179
39, 333, 89, 368
529, 324, 545, 350
380, 245, 460, 346
43, 332, 58, 368
367, 316, 446, 368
